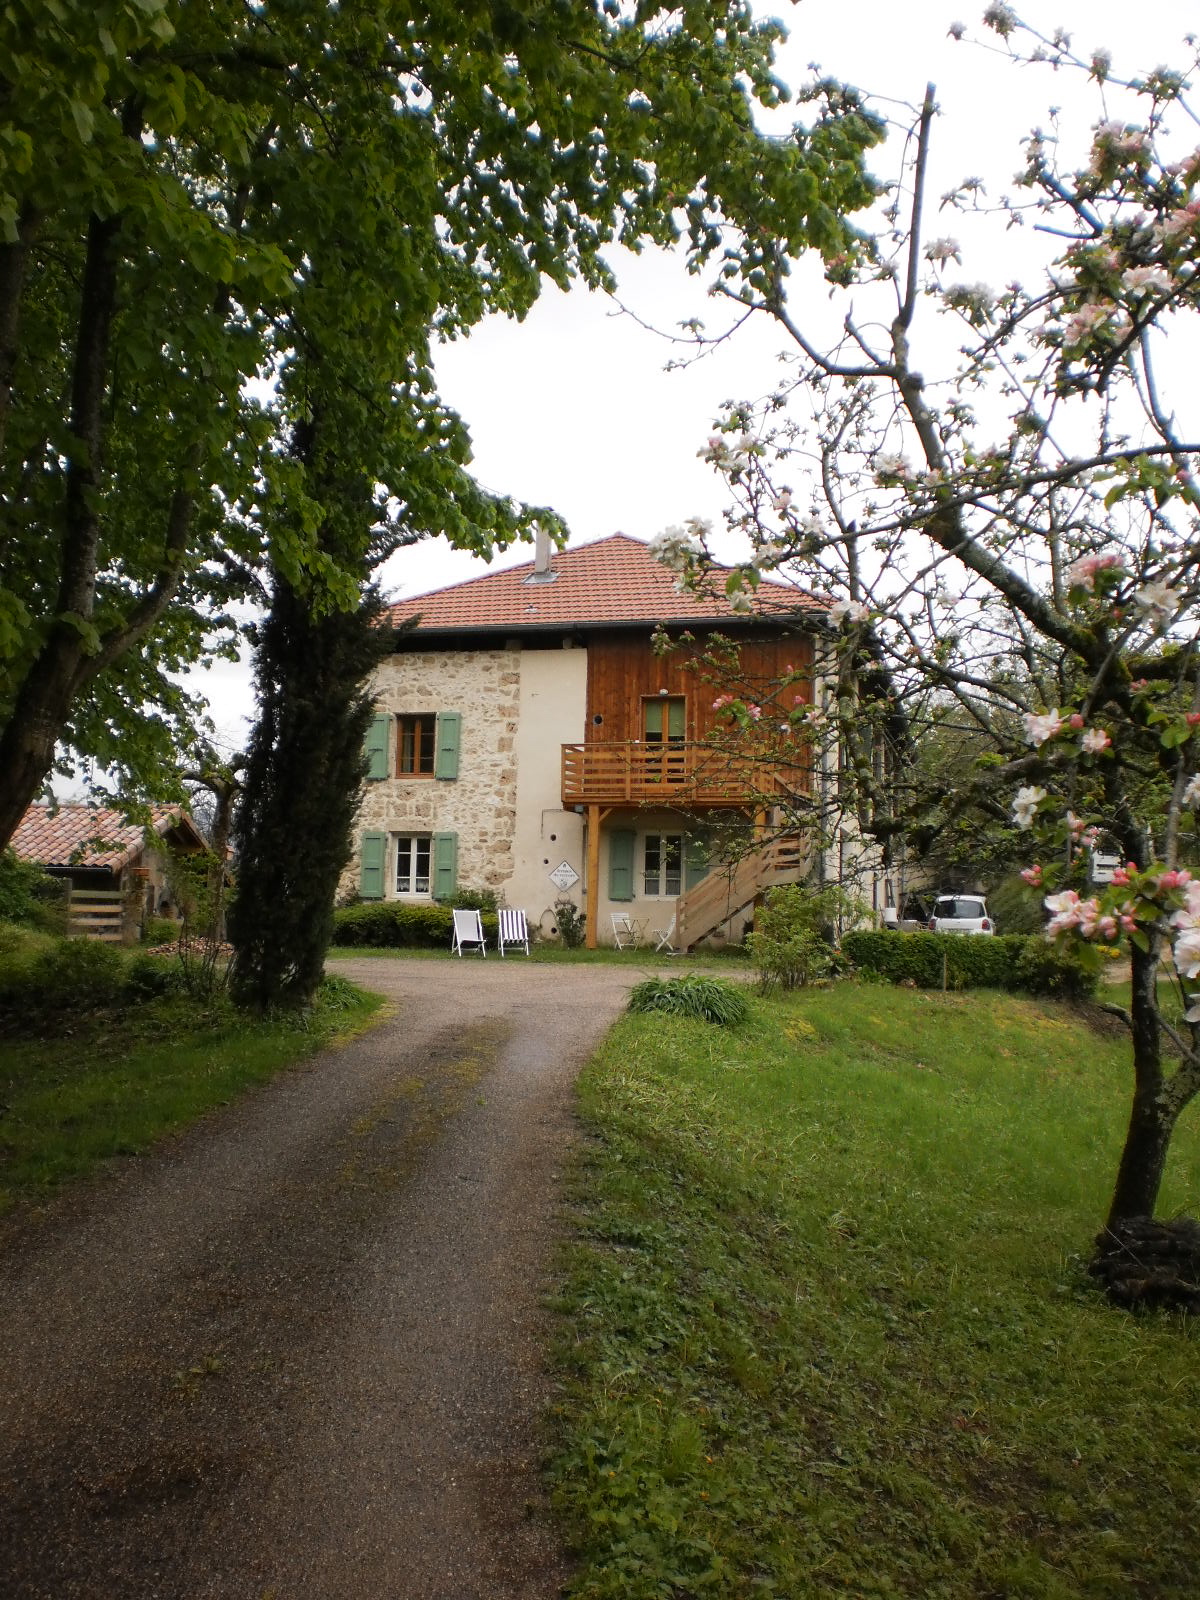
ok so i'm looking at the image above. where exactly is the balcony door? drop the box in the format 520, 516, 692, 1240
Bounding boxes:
643, 696, 686, 784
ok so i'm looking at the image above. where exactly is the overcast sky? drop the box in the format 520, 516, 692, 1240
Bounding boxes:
187, 1, 1199, 749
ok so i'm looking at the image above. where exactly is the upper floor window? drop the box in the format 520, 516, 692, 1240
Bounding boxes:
643, 696, 686, 744
397, 714, 436, 776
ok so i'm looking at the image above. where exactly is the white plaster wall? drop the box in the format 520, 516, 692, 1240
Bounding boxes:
341, 643, 587, 922
508, 645, 587, 933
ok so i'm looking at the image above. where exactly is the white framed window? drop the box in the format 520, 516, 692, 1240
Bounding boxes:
643, 833, 683, 897
394, 834, 433, 897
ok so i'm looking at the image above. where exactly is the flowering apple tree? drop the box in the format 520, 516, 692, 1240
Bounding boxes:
660, 13, 1200, 1232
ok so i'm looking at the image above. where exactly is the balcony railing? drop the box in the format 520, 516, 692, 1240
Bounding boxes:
561, 741, 811, 808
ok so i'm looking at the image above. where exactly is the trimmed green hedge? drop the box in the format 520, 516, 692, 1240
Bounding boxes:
331, 901, 501, 950
842, 930, 1097, 1000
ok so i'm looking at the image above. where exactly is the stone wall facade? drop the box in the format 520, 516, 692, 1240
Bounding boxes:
340, 643, 588, 914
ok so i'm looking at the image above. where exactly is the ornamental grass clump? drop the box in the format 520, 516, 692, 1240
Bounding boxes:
627, 974, 749, 1026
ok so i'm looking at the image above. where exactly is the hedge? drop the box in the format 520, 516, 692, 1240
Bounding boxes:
841, 930, 1097, 1000
331, 901, 501, 950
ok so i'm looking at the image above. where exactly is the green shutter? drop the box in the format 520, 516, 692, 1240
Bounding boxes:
360, 832, 387, 899
435, 711, 461, 780
609, 828, 635, 902
432, 832, 458, 899
365, 714, 390, 781
685, 832, 711, 891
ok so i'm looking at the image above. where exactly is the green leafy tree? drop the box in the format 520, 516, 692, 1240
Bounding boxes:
0, 0, 882, 849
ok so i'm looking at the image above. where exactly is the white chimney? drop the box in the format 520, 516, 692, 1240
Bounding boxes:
534, 524, 552, 575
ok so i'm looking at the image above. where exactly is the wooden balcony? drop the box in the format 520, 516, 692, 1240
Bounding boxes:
561, 741, 810, 808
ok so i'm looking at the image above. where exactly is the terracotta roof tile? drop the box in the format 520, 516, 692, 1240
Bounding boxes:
386, 532, 816, 635
11, 804, 193, 872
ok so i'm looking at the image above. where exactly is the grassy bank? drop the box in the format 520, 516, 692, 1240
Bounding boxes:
549, 984, 1200, 1599
0, 975, 383, 1218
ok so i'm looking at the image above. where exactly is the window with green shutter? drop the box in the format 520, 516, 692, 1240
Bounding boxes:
608, 828, 635, 901
360, 832, 387, 899
364, 715, 390, 781
432, 832, 458, 899
435, 712, 461, 780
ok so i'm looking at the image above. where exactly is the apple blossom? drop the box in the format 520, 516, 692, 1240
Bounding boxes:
1081, 728, 1111, 754
829, 598, 870, 626
1183, 775, 1200, 808
1023, 709, 1063, 746
1133, 578, 1181, 623
1121, 264, 1174, 297
1020, 864, 1043, 886
1065, 551, 1123, 591
1012, 785, 1047, 829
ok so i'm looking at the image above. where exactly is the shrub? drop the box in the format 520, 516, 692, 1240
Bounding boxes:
0, 850, 68, 932
746, 882, 863, 989
1011, 936, 1099, 1001
143, 916, 181, 946
988, 872, 1045, 936
627, 974, 750, 1026
123, 953, 183, 1000
841, 929, 1097, 998
553, 898, 586, 949
331, 899, 500, 950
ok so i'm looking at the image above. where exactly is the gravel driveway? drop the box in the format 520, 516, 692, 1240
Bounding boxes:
0, 957, 636, 1599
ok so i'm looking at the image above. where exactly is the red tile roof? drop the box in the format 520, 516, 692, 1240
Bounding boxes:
11, 804, 199, 873
386, 533, 816, 634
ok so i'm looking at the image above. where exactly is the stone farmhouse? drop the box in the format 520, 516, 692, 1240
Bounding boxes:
343, 532, 892, 948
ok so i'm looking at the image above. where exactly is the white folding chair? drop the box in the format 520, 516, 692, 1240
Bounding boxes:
611, 912, 637, 949
653, 914, 678, 954
498, 906, 530, 957
451, 907, 487, 957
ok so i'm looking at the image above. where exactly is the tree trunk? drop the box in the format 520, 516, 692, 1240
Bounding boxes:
1105, 940, 1175, 1225
0, 639, 87, 845
0, 213, 35, 465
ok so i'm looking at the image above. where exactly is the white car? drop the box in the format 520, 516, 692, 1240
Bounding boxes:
927, 895, 994, 935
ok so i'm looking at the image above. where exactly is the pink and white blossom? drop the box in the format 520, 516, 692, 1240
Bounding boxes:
1183, 774, 1200, 809
1121, 264, 1174, 297
1012, 785, 1047, 829
1133, 578, 1181, 622
1020, 864, 1043, 886
1081, 728, 1111, 754
829, 598, 870, 626
1065, 550, 1122, 591
1023, 709, 1063, 746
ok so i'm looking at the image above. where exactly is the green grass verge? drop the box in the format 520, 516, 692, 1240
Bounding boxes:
548, 983, 1200, 1599
0, 978, 384, 1217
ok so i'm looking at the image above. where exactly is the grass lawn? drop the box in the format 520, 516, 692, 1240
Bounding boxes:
548, 982, 1200, 1599
0, 977, 383, 1218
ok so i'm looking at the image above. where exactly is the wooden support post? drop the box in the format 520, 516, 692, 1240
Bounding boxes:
586, 805, 601, 949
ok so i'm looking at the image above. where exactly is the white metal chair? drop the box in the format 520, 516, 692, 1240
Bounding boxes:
451, 907, 487, 957
498, 906, 530, 957
611, 912, 637, 949
653, 914, 678, 954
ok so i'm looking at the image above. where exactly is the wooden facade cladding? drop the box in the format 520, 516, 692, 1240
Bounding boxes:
562, 629, 817, 808
583, 630, 815, 745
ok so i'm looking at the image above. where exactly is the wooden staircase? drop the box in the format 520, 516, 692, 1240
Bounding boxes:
676, 834, 811, 951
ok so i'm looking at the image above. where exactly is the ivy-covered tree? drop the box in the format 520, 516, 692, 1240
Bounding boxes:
0, 0, 884, 850
660, 15, 1200, 1251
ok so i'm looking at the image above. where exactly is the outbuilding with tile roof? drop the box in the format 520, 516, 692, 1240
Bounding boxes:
12, 803, 207, 940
